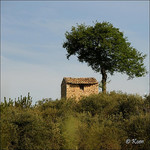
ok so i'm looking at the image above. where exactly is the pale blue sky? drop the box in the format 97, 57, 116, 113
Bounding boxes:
1, 1, 149, 103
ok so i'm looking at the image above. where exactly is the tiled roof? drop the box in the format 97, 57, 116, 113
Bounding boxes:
63, 77, 98, 84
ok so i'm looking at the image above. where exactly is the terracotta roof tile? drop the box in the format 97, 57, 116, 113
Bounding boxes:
63, 77, 98, 84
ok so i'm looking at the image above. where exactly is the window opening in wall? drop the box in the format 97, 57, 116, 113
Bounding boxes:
80, 84, 84, 91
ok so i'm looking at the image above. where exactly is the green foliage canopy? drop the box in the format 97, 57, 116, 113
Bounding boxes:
63, 21, 147, 92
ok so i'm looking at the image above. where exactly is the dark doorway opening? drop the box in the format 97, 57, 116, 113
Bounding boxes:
80, 84, 84, 91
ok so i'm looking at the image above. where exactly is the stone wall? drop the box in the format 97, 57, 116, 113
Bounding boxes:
61, 80, 66, 98
66, 83, 98, 101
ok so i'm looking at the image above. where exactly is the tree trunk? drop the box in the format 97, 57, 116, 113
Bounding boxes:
101, 68, 107, 94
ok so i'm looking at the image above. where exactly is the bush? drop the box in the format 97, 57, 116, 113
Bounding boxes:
1, 92, 149, 150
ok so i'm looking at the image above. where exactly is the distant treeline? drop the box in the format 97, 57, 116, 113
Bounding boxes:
0, 92, 150, 150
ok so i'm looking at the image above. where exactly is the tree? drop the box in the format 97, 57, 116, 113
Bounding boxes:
63, 22, 147, 93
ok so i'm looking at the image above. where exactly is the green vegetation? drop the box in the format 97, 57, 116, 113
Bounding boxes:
1, 92, 150, 150
63, 22, 147, 93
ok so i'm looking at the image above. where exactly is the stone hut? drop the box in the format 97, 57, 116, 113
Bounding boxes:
61, 77, 99, 101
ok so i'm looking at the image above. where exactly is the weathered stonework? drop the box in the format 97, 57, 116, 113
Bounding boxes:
61, 77, 99, 101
